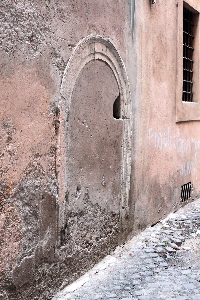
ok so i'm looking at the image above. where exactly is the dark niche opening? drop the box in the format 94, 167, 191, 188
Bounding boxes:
113, 94, 121, 119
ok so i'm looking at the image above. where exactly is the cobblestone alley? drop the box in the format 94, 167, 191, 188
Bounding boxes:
53, 199, 200, 300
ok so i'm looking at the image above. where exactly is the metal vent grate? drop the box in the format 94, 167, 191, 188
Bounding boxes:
181, 182, 192, 202
183, 7, 195, 102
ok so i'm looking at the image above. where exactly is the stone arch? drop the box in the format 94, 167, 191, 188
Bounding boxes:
59, 35, 132, 230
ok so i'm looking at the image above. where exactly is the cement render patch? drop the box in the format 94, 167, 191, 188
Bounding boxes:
52, 199, 200, 300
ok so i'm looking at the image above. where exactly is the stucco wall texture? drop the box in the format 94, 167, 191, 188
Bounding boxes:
0, 0, 199, 299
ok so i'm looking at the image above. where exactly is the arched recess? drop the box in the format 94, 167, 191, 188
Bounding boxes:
58, 35, 132, 231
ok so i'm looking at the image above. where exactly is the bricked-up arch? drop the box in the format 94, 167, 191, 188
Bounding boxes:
59, 35, 132, 231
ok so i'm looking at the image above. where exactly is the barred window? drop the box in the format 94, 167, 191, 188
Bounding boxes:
176, 1, 200, 122
183, 7, 195, 102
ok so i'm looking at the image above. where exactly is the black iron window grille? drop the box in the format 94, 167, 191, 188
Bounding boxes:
181, 181, 192, 202
183, 7, 195, 102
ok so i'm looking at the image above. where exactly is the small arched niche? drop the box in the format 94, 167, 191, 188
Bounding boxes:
113, 94, 121, 119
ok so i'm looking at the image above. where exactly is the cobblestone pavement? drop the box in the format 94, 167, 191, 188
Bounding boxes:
53, 199, 200, 300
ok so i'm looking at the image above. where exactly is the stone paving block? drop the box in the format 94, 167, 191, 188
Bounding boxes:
132, 280, 141, 285
169, 242, 180, 250
155, 247, 165, 253
124, 286, 132, 290
165, 246, 176, 253
138, 296, 151, 300
131, 274, 141, 279
148, 252, 159, 258
144, 276, 155, 282
153, 268, 162, 273
159, 262, 168, 267
175, 274, 188, 281
153, 257, 165, 264
94, 294, 104, 299
183, 283, 197, 289
114, 286, 123, 290
139, 271, 153, 276
144, 248, 155, 253
121, 292, 134, 298
134, 290, 143, 296
143, 258, 153, 264
177, 236, 185, 242
140, 255, 149, 259
149, 238, 159, 243
181, 269, 192, 275
170, 238, 182, 246
106, 293, 118, 298
191, 295, 200, 300
146, 282, 160, 288
147, 264, 156, 269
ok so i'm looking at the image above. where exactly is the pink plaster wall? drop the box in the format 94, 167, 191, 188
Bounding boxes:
133, 0, 200, 230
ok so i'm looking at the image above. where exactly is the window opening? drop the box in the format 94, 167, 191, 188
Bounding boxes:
113, 94, 121, 119
181, 181, 192, 202
183, 7, 195, 102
